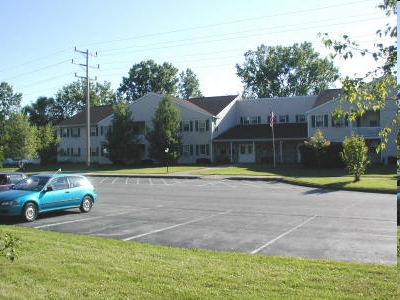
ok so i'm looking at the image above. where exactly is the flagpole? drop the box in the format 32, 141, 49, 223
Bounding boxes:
272, 125, 276, 168
270, 111, 276, 168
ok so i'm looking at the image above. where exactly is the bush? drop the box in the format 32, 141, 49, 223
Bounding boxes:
141, 159, 154, 165
300, 143, 344, 168
215, 155, 230, 164
196, 158, 211, 165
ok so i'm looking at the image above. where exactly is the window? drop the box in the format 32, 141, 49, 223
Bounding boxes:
90, 147, 99, 157
68, 176, 86, 188
90, 126, 98, 137
199, 144, 206, 154
183, 144, 190, 156
195, 144, 210, 155
296, 114, 306, 123
100, 125, 111, 136
71, 148, 81, 157
279, 115, 289, 123
311, 114, 329, 128
61, 128, 69, 137
251, 116, 261, 124
181, 120, 190, 132
240, 145, 246, 154
332, 115, 349, 127
71, 128, 80, 137
59, 148, 69, 156
197, 120, 206, 132
248, 145, 253, 154
49, 177, 69, 190
240, 116, 250, 125
241, 116, 261, 125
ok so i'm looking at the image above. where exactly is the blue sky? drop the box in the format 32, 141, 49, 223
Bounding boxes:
1, 0, 395, 106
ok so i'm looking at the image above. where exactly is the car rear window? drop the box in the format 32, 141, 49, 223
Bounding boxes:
9, 174, 23, 184
68, 176, 90, 188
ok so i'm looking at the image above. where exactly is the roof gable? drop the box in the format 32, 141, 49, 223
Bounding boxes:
187, 95, 239, 115
312, 89, 343, 108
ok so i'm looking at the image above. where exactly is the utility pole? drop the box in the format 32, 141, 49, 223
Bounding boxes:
72, 47, 99, 168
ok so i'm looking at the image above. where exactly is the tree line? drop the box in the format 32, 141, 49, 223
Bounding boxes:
0, 1, 396, 166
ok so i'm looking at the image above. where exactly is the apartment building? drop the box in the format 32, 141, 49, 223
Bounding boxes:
56, 90, 397, 165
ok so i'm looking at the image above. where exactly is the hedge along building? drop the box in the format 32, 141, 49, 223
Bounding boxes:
56, 90, 397, 165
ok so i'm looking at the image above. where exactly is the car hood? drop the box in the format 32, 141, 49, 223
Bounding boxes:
0, 189, 39, 201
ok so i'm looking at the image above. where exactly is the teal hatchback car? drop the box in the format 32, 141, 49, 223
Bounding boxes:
0, 173, 97, 222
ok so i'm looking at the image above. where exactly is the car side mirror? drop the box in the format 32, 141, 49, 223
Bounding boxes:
45, 185, 53, 192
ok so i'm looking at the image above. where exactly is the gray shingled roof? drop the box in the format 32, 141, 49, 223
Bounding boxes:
214, 123, 308, 141
57, 105, 114, 126
187, 95, 239, 115
312, 89, 343, 108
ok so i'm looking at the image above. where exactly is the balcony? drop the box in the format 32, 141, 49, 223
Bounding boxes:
354, 127, 380, 138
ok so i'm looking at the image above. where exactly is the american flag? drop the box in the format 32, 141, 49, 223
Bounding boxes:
270, 112, 274, 128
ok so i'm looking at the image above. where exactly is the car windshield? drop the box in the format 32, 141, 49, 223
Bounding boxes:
13, 176, 50, 191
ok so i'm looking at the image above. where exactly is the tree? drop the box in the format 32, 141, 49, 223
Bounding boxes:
118, 60, 179, 102
146, 95, 181, 163
24, 96, 55, 126
340, 134, 369, 182
0, 146, 4, 168
236, 42, 339, 98
178, 68, 203, 99
319, 0, 397, 152
53, 80, 116, 123
106, 101, 141, 165
304, 129, 331, 169
37, 124, 59, 165
0, 82, 22, 141
3, 112, 37, 167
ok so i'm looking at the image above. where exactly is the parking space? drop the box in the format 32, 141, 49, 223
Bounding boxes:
13, 177, 397, 265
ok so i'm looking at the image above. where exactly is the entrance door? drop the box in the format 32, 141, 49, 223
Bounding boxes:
238, 144, 254, 163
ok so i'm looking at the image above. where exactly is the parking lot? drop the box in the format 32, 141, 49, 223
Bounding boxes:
14, 177, 397, 265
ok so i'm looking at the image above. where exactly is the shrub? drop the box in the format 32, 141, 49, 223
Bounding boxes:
196, 158, 211, 165
340, 134, 369, 182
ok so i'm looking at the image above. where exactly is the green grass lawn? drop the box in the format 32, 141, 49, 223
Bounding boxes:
4, 162, 395, 194
1, 225, 398, 299
195, 164, 396, 193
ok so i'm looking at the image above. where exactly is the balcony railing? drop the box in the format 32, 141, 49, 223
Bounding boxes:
354, 127, 380, 138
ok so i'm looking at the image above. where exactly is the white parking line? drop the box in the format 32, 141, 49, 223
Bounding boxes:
122, 210, 230, 241
34, 215, 105, 228
125, 177, 129, 184
250, 215, 317, 254
33, 206, 165, 229
111, 178, 118, 184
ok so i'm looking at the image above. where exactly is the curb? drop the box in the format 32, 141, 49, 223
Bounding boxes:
84, 173, 393, 194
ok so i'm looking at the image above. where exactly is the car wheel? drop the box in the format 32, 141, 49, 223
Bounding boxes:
80, 196, 93, 213
22, 203, 38, 222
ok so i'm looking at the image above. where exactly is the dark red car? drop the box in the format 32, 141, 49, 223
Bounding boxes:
0, 172, 27, 191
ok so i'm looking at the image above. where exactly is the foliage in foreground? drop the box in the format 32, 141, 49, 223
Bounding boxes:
0, 231, 18, 261
0, 226, 397, 299
340, 134, 369, 182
